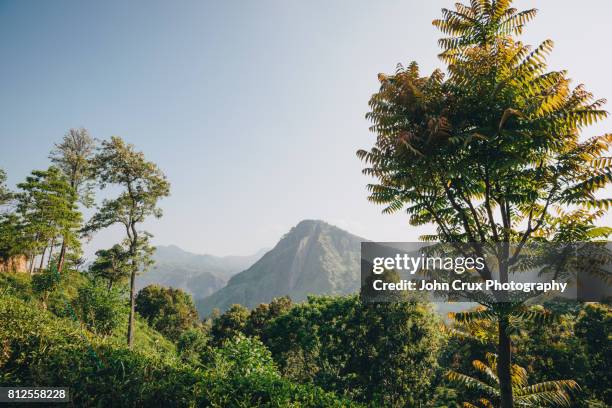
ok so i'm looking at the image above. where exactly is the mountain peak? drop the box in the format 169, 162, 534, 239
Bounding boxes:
196, 219, 366, 316
294, 219, 327, 227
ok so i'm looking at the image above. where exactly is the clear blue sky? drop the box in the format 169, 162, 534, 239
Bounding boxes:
1, 0, 611, 257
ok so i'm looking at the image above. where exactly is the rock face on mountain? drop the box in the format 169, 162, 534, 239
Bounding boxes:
136, 245, 266, 298
195, 220, 365, 316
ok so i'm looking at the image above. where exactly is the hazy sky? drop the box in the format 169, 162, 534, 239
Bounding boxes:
1, 0, 611, 257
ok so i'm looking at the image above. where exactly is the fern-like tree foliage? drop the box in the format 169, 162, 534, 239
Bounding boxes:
358, 1, 611, 407
446, 353, 579, 408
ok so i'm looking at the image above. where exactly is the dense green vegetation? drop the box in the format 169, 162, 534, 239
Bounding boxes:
136, 284, 201, 341
0, 273, 356, 407
1, 271, 609, 407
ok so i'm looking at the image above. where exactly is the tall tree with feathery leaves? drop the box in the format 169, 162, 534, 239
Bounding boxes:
358, 1, 611, 407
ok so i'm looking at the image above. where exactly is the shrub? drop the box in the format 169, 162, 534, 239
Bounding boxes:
31, 267, 61, 309
135, 284, 200, 341
74, 280, 127, 336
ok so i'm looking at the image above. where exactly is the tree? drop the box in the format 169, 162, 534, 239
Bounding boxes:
16, 167, 82, 274
49, 128, 96, 272
244, 296, 292, 340
85, 136, 170, 348
446, 353, 579, 407
574, 304, 612, 405
0, 214, 25, 269
210, 334, 279, 378
135, 284, 200, 341
0, 168, 13, 208
88, 244, 131, 291
358, 1, 611, 406
210, 304, 250, 346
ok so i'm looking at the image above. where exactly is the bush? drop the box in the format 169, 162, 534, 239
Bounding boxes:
210, 303, 250, 345
31, 267, 61, 309
135, 284, 200, 341
74, 280, 127, 336
177, 327, 212, 365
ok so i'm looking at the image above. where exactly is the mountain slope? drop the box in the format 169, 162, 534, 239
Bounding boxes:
196, 220, 365, 316
136, 245, 266, 298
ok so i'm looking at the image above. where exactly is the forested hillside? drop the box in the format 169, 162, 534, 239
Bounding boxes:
1, 270, 610, 407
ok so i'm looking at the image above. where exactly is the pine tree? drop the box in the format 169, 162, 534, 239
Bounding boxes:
16, 167, 82, 274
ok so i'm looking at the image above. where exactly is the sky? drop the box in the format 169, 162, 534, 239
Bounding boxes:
1, 0, 611, 258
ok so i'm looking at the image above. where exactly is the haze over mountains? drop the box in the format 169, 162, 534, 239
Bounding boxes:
138, 220, 366, 317
136, 245, 267, 298
195, 220, 364, 316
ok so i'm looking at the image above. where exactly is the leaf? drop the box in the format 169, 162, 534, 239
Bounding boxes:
499, 108, 524, 130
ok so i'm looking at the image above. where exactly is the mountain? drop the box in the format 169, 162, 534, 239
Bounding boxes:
136, 245, 267, 298
195, 220, 365, 316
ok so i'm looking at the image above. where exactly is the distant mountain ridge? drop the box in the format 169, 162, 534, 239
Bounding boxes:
136, 245, 267, 298
195, 220, 365, 316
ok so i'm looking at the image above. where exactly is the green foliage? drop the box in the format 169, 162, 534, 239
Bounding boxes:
264, 295, 444, 407
16, 166, 83, 272
359, 1, 611, 406
86, 136, 170, 241
210, 303, 250, 346
574, 304, 611, 405
0, 168, 12, 206
31, 266, 62, 309
135, 284, 200, 341
433, 1, 538, 63
88, 244, 131, 290
0, 271, 33, 300
74, 279, 127, 336
0, 214, 25, 266
446, 353, 579, 407
0, 295, 355, 407
244, 295, 293, 339
445, 302, 612, 407
177, 327, 212, 365
199, 333, 357, 407
211, 334, 279, 378
49, 127, 97, 207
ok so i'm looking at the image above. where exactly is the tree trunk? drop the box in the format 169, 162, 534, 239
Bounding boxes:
57, 238, 68, 273
498, 316, 514, 408
127, 219, 139, 349
29, 251, 36, 275
38, 246, 47, 270
47, 237, 56, 268
127, 265, 136, 348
